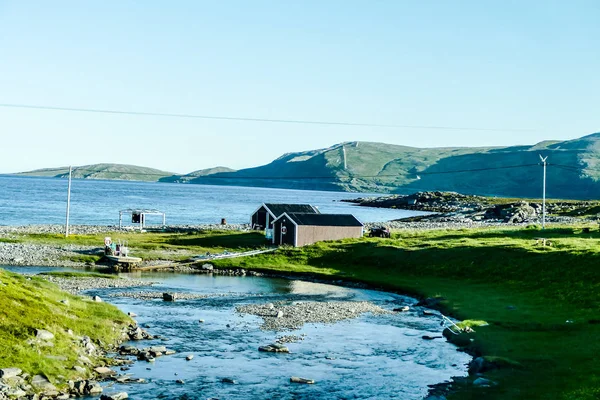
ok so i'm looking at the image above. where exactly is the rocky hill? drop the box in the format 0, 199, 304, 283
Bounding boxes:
187, 133, 600, 199
17, 163, 175, 182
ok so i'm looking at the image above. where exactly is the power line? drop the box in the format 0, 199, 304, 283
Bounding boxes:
0, 103, 534, 132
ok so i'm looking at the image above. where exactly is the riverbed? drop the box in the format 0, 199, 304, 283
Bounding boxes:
7, 267, 470, 399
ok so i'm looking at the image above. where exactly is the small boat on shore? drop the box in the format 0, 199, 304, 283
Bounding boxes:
105, 255, 142, 264
104, 237, 142, 271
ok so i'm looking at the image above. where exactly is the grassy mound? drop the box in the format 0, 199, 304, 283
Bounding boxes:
0, 268, 130, 381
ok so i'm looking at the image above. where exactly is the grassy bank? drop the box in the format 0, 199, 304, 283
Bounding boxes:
209, 226, 600, 400
3, 226, 600, 398
0, 268, 131, 384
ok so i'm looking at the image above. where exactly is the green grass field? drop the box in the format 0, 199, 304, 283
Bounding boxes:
0, 269, 131, 384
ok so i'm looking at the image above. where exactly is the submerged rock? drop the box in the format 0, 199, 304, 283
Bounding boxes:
258, 344, 290, 353
101, 392, 129, 400
290, 376, 315, 384
163, 293, 176, 302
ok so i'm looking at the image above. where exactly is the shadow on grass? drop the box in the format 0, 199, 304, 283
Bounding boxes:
165, 232, 268, 248
413, 227, 600, 242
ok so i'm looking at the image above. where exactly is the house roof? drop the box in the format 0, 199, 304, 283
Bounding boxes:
263, 203, 319, 217
280, 212, 363, 227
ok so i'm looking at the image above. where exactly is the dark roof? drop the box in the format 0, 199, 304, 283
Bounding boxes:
283, 213, 363, 227
264, 203, 319, 217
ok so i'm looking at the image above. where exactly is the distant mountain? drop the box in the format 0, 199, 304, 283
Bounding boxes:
160, 166, 237, 183
14, 133, 600, 199
17, 163, 175, 182
185, 133, 600, 199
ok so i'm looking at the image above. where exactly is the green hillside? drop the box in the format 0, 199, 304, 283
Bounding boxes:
188, 133, 600, 199
18, 163, 175, 182
160, 166, 236, 183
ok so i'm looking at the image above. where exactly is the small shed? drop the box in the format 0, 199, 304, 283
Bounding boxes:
119, 209, 166, 231
272, 212, 363, 247
251, 203, 320, 239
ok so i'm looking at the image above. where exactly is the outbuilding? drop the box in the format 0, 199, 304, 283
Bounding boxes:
272, 212, 363, 247
251, 203, 320, 239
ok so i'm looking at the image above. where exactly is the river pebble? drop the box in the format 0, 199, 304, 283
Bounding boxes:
109, 291, 251, 300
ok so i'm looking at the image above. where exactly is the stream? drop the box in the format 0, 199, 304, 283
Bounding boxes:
6, 267, 470, 399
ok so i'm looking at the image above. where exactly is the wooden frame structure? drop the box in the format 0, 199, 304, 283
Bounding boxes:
119, 209, 166, 231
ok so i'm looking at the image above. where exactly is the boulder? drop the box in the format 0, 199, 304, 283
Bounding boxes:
92, 295, 103, 302
258, 344, 289, 353
86, 381, 103, 394
101, 392, 129, 400
202, 264, 214, 271
186, 355, 194, 361
73, 366, 87, 375
6, 388, 27, 398
31, 374, 57, 392
221, 377, 237, 384
0, 368, 22, 379
94, 367, 116, 377
163, 293, 176, 302
35, 329, 54, 341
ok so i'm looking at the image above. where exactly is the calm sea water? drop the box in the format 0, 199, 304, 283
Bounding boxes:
0, 176, 420, 226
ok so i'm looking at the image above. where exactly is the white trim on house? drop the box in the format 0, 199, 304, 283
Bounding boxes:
272, 212, 299, 246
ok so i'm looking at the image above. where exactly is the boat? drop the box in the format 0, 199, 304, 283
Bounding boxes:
105, 255, 142, 264
103, 237, 142, 271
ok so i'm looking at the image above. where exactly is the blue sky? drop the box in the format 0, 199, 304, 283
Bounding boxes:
0, 1, 598, 173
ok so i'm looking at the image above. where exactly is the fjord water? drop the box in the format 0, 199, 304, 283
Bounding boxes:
88, 272, 468, 399
0, 176, 420, 226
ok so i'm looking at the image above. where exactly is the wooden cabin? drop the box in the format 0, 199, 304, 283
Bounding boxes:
251, 203, 320, 239
272, 212, 363, 247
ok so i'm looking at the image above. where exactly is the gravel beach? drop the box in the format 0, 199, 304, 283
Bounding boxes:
40, 275, 152, 295
237, 300, 391, 331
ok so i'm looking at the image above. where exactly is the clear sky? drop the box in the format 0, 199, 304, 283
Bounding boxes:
0, 1, 598, 174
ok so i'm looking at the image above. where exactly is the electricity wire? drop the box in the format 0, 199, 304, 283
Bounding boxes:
0, 103, 534, 132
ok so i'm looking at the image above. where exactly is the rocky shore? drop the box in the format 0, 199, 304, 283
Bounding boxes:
41, 275, 152, 295
347, 191, 597, 226
0, 322, 158, 400
0, 224, 250, 237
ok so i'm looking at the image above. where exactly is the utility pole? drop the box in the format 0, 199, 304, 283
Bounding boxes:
539, 155, 548, 230
65, 166, 72, 237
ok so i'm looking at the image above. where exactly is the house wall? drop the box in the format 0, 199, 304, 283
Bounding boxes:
273, 219, 297, 246
296, 225, 363, 247
251, 207, 269, 229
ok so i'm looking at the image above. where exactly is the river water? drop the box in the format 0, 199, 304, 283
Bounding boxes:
5, 267, 470, 399
0, 175, 422, 226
